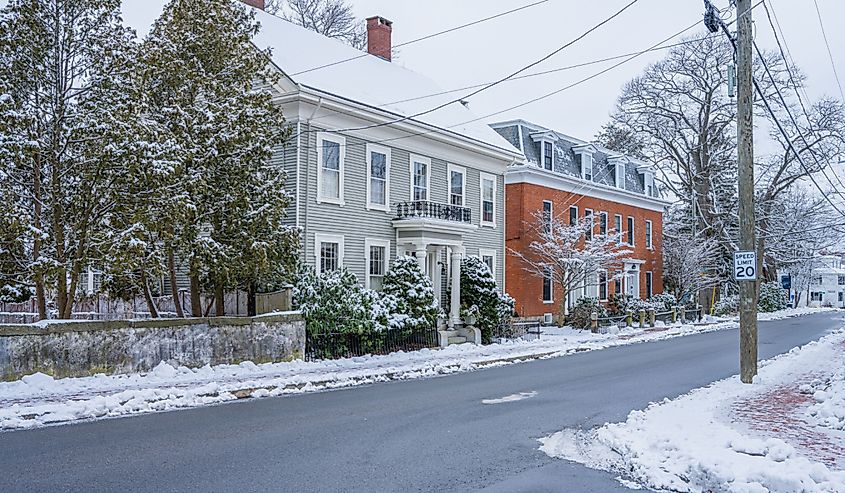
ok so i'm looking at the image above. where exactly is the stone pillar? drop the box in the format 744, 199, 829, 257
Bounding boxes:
449, 246, 464, 328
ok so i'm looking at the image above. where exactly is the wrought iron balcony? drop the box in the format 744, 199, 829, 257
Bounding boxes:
395, 200, 472, 223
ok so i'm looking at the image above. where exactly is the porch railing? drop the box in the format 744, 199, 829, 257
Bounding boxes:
395, 200, 471, 223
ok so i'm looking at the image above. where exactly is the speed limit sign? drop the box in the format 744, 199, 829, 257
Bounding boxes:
734, 251, 757, 281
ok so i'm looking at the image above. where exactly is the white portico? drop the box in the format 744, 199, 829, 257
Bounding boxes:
392, 200, 478, 341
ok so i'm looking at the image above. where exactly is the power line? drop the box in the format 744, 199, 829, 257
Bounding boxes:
810, 0, 845, 102
311, 0, 642, 135
290, 0, 550, 77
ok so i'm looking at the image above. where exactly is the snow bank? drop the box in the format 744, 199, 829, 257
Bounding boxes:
540, 327, 845, 492
0, 307, 835, 431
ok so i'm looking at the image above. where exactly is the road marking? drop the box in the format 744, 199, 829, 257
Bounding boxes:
482, 391, 537, 405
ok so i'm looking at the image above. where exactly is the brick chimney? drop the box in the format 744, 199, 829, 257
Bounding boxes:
240, 0, 265, 10
366, 16, 393, 61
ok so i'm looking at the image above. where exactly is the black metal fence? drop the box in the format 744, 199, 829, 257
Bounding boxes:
395, 200, 472, 223
305, 320, 439, 361
492, 320, 542, 341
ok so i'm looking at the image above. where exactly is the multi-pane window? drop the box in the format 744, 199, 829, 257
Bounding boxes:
449, 165, 465, 206
584, 209, 593, 241
582, 154, 593, 181
613, 271, 622, 295
542, 201, 553, 234
367, 145, 389, 209
645, 271, 653, 298
481, 174, 495, 225
569, 206, 578, 226
645, 220, 653, 249
320, 241, 339, 273
479, 249, 496, 277
369, 245, 386, 291
615, 214, 623, 243
838, 275, 845, 286
599, 212, 608, 236
599, 270, 608, 301
811, 292, 824, 302
812, 276, 823, 285
627, 216, 635, 245
543, 142, 553, 170
412, 158, 429, 201
318, 135, 343, 202
542, 267, 553, 302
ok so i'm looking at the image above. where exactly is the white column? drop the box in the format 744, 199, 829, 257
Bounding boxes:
414, 246, 427, 274
450, 246, 464, 327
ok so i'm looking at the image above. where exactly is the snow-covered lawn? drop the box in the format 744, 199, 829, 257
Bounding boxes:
540, 323, 845, 492
0, 307, 836, 431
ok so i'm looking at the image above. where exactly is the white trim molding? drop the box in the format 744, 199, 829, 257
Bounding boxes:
478, 248, 497, 277
364, 238, 391, 290
316, 132, 346, 206
409, 154, 432, 202
479, 172, 497, 228
314, 233, 345, 273
447, 163, 467, 207
365, 143, 391, 212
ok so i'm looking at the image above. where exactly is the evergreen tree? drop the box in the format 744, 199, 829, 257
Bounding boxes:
459, 256, 514, 343
141, 0, 298, 316
382, 256, 439, 330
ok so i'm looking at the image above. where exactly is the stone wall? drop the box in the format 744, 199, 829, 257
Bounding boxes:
0, 312, 304, 381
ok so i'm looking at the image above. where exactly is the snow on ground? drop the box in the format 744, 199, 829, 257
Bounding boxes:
540, 324, 845, 493
0, 307, 836, 431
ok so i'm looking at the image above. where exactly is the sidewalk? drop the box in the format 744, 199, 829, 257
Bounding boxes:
540, 324, 845, 492
0, 307, 835, 431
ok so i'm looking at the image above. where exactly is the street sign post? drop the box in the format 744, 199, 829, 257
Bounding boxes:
734, 251, 757, 281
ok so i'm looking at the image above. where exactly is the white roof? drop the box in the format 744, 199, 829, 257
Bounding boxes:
250, 8, 521, 156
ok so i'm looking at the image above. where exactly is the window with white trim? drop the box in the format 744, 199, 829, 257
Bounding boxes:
584, 209, 593, 241
366, 144, 390, 211
479, 249, 496, 277
542, 141, 554, 170
599, 212, 608, 236
811, 291, 824, 302
645, 220, 653, 249
542, 200, 553, 234
581, 154, 593, 181
598, 270, 608, 301
480, 173, 496, 226
315, 234, 344, 274
645, 271, 653, 298
615, 162, 626, 189
317, 133, 345, 204
627, 216, 635, 245
542, 267, 553, 303
365, 239, 390, 291
410, 155, 430, 201
448, 164, 465, 207
614, 214, 623, 244
569, 206, 578, 226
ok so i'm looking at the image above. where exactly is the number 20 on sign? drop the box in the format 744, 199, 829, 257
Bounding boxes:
734, 251, 757, 281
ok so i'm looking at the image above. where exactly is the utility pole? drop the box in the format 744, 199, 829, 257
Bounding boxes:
736, 0, 758, 383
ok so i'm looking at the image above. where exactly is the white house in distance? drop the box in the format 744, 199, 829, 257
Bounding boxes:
782, 255, 845, 308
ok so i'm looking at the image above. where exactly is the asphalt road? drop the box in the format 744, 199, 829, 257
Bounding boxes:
1, 312, 842, 493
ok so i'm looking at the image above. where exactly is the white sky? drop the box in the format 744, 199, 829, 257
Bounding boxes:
2, 0, 843, 143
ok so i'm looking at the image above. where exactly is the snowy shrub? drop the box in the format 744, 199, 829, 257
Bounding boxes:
459, 256, 513, 344
382, 256, 439, 331
0, 284, 33, 303
758, 282, 788, 313
569, 297, 608, 329
714, 294, 739, 316
294, 266, 375, 334
647, 293, 677, 312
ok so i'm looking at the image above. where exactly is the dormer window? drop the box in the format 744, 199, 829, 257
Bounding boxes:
530, 130, 558, 172
609, 156, 628, 190
542, 141, 553, 171
573, 144, 597, 182
637, 165, 656, 197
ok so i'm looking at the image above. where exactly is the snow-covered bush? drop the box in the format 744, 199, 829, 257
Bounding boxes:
758, 282, 788, 313
0, 284, 33, 303
607, 294, 656, 315
569, 297, 607, 329
460, 256, 513, 343
648, 293, 677, 312
294, 267, 376, 334
714, 294, 739, 316
382, 256, 439, 331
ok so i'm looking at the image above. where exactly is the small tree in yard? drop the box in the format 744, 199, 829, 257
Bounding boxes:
758, 282, 788, 313
511, 210, 630, 319
663, 218, 722, 303
382, 256, 439, 331
459, 256, 515, 344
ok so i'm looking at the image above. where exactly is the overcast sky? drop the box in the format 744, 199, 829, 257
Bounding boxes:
3, 0, 843, 142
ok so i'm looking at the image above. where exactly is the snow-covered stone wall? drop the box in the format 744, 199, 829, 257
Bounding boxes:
0, 313, 304, 381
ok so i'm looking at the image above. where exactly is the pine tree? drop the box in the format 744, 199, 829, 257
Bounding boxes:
0, 0, 138, 319
459, 256, 513, 343
382, 256, 439, 330
141, 0, 298, 316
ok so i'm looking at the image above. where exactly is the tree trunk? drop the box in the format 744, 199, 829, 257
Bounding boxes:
189, 270, 202, 318
140, 270, 159, 318
215, 284, 224, 317
166, 246, 184, 318
247, 281, 257, 317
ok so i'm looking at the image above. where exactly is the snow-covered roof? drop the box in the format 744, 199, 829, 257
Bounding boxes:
249, 8, 522, 157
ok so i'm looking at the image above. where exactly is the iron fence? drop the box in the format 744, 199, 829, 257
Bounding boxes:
395, 200, 472, 223
305, 319, 439, 361
492, 320, 542, 342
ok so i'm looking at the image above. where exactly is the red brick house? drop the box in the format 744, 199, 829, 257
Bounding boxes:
491, 120, 670, 318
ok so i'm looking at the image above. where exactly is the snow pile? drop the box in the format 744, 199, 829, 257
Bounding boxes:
807, 366, 845, 431
540, 329, 845, 493
0, 308, 835, 431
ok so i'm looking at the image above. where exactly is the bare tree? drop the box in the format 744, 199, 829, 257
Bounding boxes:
510, 210, 630, 318
272, 0, 366, 50
663, 220, 722, 303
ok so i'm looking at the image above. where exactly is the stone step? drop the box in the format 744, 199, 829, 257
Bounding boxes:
448, 336, 468, 345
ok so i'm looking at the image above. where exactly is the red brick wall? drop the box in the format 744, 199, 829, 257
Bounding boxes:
366, 17, 392, 61
506, 182, 664, 317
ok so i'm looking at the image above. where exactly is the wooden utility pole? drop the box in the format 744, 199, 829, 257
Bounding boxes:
736, 0, 758, 383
